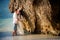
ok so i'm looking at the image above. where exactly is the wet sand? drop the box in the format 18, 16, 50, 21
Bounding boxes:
0, 32, 60, 40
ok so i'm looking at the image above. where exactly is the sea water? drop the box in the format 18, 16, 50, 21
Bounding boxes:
0, 18, 13, 38
0, 18, 13, 32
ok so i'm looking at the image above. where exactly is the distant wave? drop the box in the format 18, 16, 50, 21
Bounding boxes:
0, 18, 13, 32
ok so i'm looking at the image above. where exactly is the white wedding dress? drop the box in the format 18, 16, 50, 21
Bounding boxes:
17, 15, 24, 35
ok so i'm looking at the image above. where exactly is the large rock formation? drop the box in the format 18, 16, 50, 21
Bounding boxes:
9, 0, 60, 36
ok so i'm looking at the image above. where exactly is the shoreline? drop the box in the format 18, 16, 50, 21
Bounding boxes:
0, 32, 12, 38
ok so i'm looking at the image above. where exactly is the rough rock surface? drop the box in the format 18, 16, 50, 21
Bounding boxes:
9, 0, 60, 36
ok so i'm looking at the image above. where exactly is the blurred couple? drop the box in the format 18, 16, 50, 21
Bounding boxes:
13, 5, 24, 36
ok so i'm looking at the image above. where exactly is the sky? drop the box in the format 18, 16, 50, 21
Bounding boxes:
0, 0, 12, 19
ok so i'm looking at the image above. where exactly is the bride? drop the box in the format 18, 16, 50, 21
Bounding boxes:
17, 6, 24, 35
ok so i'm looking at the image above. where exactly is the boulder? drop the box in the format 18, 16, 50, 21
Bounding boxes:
9, 0, 60, 36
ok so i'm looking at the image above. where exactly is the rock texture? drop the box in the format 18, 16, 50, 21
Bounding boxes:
9, 0, 60, 36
